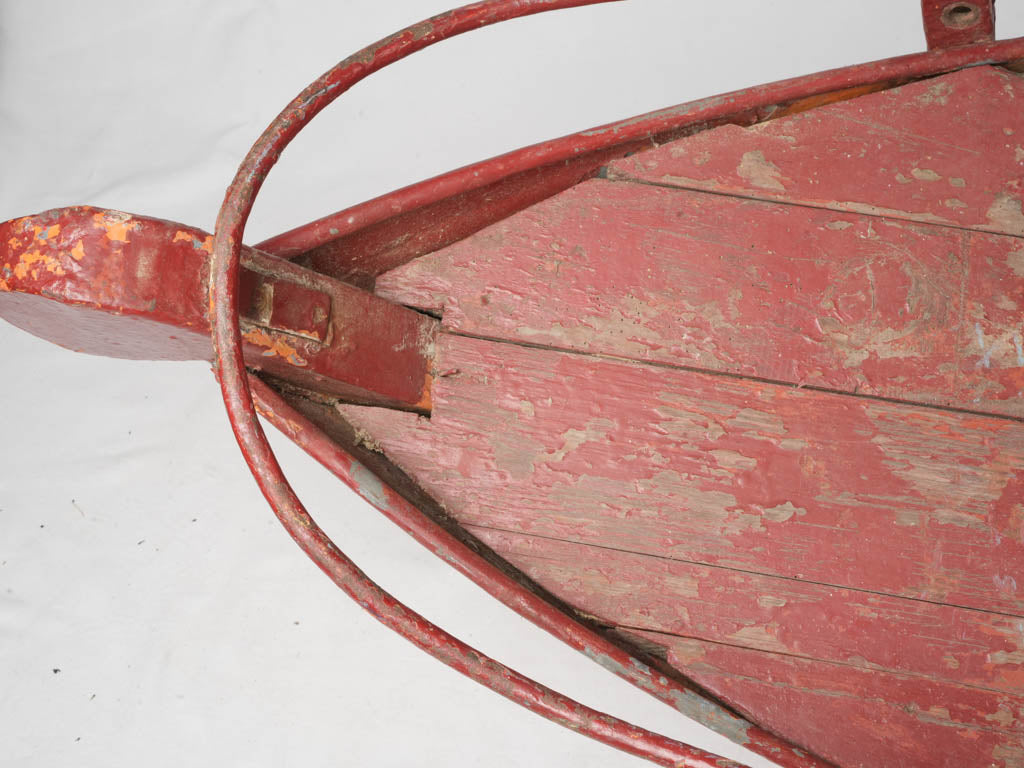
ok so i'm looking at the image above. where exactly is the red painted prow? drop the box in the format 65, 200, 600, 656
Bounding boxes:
0, 206, 434, 411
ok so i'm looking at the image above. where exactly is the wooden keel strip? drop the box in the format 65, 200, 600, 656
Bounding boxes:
339, 333, 1024, 617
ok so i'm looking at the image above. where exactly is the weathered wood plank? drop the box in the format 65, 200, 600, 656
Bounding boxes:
623, 630, 1024, 768
464, 526, 1024, 696
376, 179, 1024, 418
340, 333, 1024, 616
607, 66, 1024, 237
963, 231, 1024, 415
283, 148, 636, 288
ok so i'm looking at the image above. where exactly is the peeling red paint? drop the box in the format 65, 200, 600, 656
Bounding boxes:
201, 1, 794, 765
341, 334, 1024, 616
9, 1, 1024, 765
339, 331, 1024, 764
0, 207, 434, 409
629, 630, 1023, 768
608, 66, 1024, 239
465, 527, 1024, 697
378, 176, 1023, 418
258, 40, 1024, 282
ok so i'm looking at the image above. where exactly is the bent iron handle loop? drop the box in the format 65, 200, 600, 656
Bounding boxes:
209, 2, 829, 766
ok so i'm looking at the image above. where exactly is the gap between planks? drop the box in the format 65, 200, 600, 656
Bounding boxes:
463, 521, 1024, 621
603, 170, 1024, 242
439, 327, 1024, 425
607, 622, 1024, 704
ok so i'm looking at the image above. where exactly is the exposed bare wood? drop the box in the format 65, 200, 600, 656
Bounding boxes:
340, 333, 1024, 617
607, 66, 1024, 238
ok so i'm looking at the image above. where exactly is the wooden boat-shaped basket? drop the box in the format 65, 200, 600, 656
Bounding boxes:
3, 2, 1023, 765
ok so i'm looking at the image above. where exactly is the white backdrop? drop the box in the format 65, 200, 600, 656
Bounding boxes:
3, 3, 1021, 766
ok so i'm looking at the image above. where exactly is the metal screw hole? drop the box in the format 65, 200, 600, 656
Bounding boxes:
941, 2, 981, 29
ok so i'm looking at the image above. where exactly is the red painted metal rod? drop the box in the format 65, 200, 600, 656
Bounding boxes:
209, 1, 833, 766
256, 32, 1024, 262
242, 380, 743, 768
248, 376, 825, 768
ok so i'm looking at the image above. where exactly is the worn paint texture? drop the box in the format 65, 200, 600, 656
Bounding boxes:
10, 17, 1024, 768
186, 42, 1024, 768
340, 333, 1024, 766
342, 334, 1024, 614
627, 629, 1023, 768
378, 68, 1024, 420
362, 82, 1024, 766
0, 207, 435, 409
378, 177, 1024, 418
607, 66, 1024, 238
468, 528, 1024, 697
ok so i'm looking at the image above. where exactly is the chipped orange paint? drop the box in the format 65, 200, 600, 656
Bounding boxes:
32, 224, 60, 242
12, 249, 65, 280
768, 81, 892, 119
414, 372, 433, 411
242, 326, 308, 367
173, 230, 214, 254
92, 211, 135, 242
1, 207, 437, 410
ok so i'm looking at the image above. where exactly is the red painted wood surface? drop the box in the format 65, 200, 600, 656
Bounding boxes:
251, 376, 817, 768
8, 19, 1023, 765
377, 179, 1024, 418
205, 2, 816, 765
607, 66, 1024, 238
257, 44, 1024, 284
247, 59, 1024, 764
289, 148, 638, 289
337, 331, 1024, 766
0, 207, 434, 410
626, 630, 1024, 768
341, 334, 1024, 616
465, 527, 1024, 697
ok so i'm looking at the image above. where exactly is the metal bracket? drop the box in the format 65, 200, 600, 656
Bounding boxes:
922, 1, 996, 50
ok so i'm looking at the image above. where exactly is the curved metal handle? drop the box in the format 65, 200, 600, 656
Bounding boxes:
207, 3, 826, 767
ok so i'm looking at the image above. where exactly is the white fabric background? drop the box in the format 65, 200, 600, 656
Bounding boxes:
3, 3, 1020, 766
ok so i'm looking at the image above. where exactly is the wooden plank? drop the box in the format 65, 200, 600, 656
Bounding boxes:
340, 333, 1024, 616
963, 231, 1024, 416
376, 179, 1024, 418
464, 527, 1024, 696
282, 148, 639, 288
607, 66, 1024, 237
623, 630, 1024, 768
